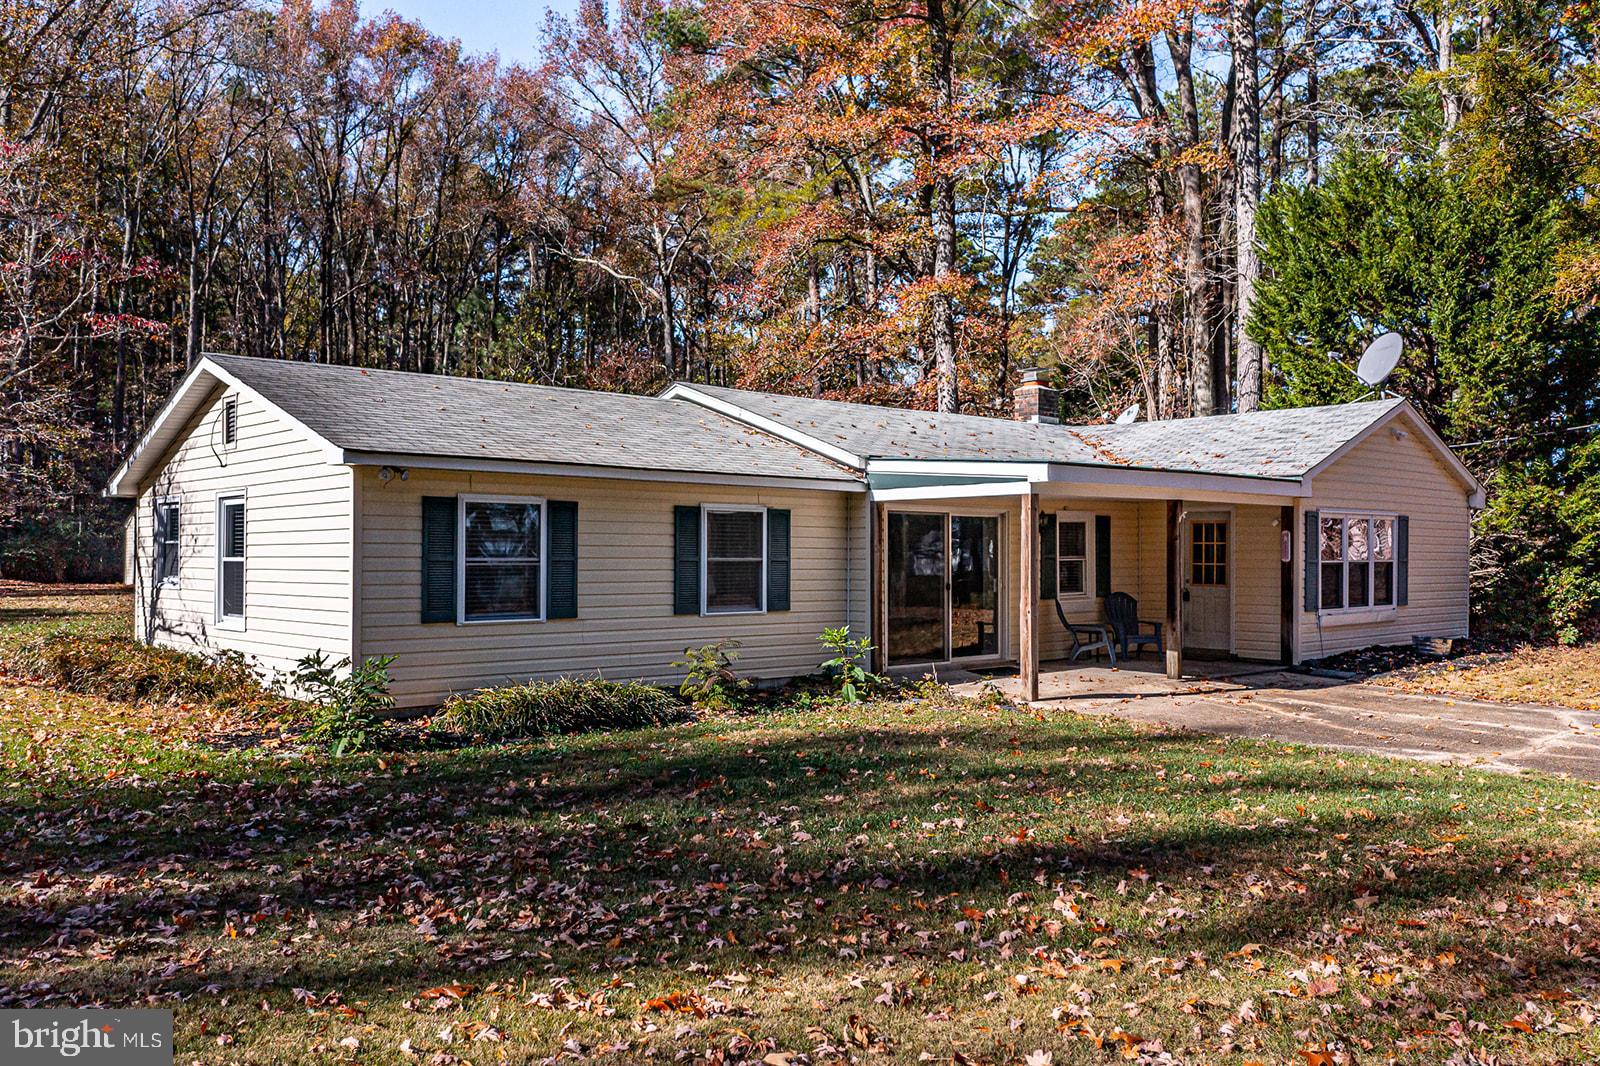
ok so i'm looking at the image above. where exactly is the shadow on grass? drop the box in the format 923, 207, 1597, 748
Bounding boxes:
3, 711, 1591, 1017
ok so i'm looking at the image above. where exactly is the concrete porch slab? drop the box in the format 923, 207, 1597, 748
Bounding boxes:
948, 660, 1600, 780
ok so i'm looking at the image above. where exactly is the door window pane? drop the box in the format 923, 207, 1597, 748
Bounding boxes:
1191, 521, 1228, 586
950, 516, 998, 658
705, 509, 764, 613
888, 513, 946, 665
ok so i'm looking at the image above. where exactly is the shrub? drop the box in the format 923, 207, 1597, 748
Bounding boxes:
818, 625, 884, 703
8, 632, 289, 714
293, 652, 397, 756
673, 639, 749, 711
432, 676, 688, 742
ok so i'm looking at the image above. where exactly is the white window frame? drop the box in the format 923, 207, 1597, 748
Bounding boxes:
215, 492, 247, 630
701, 503, 768, 616
1055, 510, 1095, 600
153, 496, 181, 589
457, 494, 547, 625
1317, 511, 1398, 621
220, 395, 239, 448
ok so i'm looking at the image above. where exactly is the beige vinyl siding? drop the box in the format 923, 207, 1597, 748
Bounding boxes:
1037, 499, 1166, 661
360, 468, 855, 707
1298, 416, 1473, 660
132, 387, 354, 680
1232, 504, 1283, 661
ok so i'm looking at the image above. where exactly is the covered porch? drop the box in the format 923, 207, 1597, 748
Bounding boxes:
867, 471, 1303, 701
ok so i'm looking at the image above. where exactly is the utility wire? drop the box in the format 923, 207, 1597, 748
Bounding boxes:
1451, 421, 1600, 450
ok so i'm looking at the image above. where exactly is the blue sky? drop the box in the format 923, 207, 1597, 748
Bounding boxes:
375, 0, 578, 65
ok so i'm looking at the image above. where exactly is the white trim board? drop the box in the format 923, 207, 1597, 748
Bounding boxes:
661, 383, 865, 468
342, 452, 864, 493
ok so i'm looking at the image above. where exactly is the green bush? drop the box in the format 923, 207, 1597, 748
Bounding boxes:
431, 676, 688, 742
673, 639, 749, 711
8, 632, 290, 714
818, 625, 884, 703
292, 652, 397, 756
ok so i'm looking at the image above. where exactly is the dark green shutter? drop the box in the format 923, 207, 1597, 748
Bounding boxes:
767, 508, 791, 611
1303, 510, 1319, 613
1396, 515, 1410, 606
1095, 515, 1111, 598
1039, 512, 1057, 600
547, 500, 578, 619
674, 505, 701, 615
421, 496, 457, 623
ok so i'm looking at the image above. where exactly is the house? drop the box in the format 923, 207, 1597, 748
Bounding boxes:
106, 356, 1485, 707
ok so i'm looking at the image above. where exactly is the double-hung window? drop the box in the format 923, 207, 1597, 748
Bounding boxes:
1056, 515, 1090, 598
460, 496, 544, 622
216, 495, 246, 625
1319, 513, 1395, 612
703, 506, 766, 614
154, 499, 180, 587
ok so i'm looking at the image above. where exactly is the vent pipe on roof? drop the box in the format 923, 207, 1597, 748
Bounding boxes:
1014, 368, 1060, 425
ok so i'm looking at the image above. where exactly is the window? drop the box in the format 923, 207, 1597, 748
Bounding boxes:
1057, 516, 1089, 597
154, 499, 180, 587
460, 496, 544, 622
704, 506, 766, 614
1191, 520, 1228, 586
221, 396, 239, 446
217, 495, 245, 624
1319, 513, 1395, 612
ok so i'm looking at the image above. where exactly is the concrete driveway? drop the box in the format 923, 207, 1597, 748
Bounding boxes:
950, 660, 1600, 779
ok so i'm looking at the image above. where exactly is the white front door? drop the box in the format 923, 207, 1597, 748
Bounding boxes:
1184, 513, 1231, 654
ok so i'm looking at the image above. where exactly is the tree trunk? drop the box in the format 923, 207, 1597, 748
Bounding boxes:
1167, 25, 1213, 416
1232, 0, 1264, 412
1305, 60, 1320, 185
928, 0, 959, 414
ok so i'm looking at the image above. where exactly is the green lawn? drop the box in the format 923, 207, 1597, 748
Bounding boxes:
2, 590, 1599, 1064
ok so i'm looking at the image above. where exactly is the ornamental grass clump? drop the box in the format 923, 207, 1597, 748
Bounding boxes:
8, 632, 290, 715
431, 676, 688, 742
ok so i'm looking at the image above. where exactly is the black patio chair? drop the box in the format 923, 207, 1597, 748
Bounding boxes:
1054, 597, 1116, 664
1104, 591, 1164, 660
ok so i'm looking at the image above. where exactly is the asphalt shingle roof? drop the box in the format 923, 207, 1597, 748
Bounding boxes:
683, 384, 1406, 481
206, 355, 858, 483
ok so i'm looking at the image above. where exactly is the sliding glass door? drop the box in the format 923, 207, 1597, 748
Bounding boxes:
887, 511, 1002, 666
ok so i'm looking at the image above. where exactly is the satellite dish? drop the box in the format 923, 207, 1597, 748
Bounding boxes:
1114, 403, 1140, 425
1356, 332, 1403, 388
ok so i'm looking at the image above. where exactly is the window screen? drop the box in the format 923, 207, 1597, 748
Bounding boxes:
1319, 514, 1396, 612
218, 498, 245, 619
1057, 520, 1087, 596
705, 509, 764, 613
463, 499, 542, 620
154, 501, 180, 585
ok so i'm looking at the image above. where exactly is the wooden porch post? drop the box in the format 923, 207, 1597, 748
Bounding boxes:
1020, 492, 1040, 702
1165, 500, 1183, 679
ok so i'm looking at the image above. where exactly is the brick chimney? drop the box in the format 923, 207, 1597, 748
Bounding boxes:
1014, 368, 1060, 424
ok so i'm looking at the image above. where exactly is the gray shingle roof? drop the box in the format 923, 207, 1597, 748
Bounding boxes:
206, 355, 858, 483
682, 383, 1407, 480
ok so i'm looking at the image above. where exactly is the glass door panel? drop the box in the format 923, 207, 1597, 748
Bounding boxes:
950, 515, 999, 658
888, 512, 947, 665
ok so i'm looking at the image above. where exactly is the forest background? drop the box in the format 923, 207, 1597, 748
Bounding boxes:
2, 0, 1596, 639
